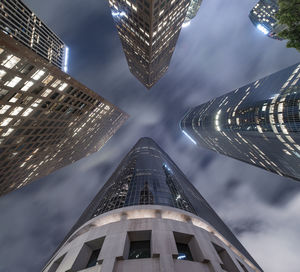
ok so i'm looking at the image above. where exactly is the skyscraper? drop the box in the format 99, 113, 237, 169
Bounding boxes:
43, 137, 261, 272
181, 62, 300, 181
0, 0, 68, 71
184, 0, 202, 24
0, 32, 128, 196
108, 0, 191, 89
249, 0, 285, 40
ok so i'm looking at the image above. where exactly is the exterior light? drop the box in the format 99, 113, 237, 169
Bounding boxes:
257, 24, 269, 35
182, 130, 197, 145
63, 46, 69, 73
182, 21, 190, 28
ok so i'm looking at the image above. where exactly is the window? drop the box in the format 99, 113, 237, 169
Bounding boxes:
70, 237, 104, 271
31, 69, 45, 80
176, 243, 193, 261
127, 230, 151, 260
48, 253, 66, 272
212, 243, 239, 272
128, 241, 151, 259
2, 55, 21, 69
5, 76, 22, 87
86, 249, 101, 268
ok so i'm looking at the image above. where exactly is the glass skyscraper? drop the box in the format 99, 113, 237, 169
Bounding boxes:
43, 138, 261, 272
108, 0, 191, 89
181, 62, 300, 181
0, 0, 68, 71
249, 0, 285, 40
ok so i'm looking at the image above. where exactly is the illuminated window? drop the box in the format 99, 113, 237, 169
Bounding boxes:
0, 105, 11, 114
0, 69, 6, 80
41, 89, 52, 97
2, 128, 14, 137
22, 108, 33, 117
10, 106, 23, 116
32, 99, 42, 107
5, 76, 22, 87
0, 118, 13, 126
51, 79, 61, 88
21, 81, 34, 92
31, 69, 45, 80
9, 93, 22, 103
58, 82, 68, 91
42, 75, 54, 85
1, 55, 21, 69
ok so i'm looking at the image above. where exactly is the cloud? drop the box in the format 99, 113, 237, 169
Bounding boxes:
1, 0, 300, 271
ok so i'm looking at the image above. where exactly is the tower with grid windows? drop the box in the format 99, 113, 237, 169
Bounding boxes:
181, 62, 300, 182
0, 32, 128, 196
43, 137, 262, 272
0, 0, 69, 71
108, 0, 191, 89
249, 0, 285, 40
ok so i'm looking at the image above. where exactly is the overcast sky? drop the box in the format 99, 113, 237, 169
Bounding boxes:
1, 0, 300, 271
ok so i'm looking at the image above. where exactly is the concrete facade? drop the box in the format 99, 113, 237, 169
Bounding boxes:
43, 205, 260, 272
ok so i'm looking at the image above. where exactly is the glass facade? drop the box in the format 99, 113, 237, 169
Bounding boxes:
249, 0, 285, 40
184, 0, 202, 23
0, 33, 129, 196
181, 62, 300, 181
60, 137, 260, 269
0, 0, 67, 70
108, 0, 191, 88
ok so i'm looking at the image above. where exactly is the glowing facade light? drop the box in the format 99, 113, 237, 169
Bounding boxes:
63, 46, 69, 73
182, 21, 191, 28
182, 130, 197, 145
257, 24, 269, 35
112, 11, 126, 17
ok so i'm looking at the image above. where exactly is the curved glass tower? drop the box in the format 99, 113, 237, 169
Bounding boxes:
181, 63, 300, 181
43, 138, 262, 272
185, 0, 203, 23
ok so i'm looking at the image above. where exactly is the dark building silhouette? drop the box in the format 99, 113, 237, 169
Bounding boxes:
43, 138, 261, 272
181, 62, 300, 181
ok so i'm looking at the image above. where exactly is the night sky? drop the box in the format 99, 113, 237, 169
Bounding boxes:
1, 0, 300, 271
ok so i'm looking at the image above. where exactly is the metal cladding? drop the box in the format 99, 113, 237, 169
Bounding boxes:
0, 32, 129, 196
0, 0, 67, 70
58, 137, 261, 270
249, 0, 285, 40
181, 63, 300, 181
108, 0, 190, 88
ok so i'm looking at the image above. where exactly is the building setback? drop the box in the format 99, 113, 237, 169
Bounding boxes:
249, 0, 285, 40
0, 32, 129, 196
108, 0, 190, 89
181, 62, 300, 181
0, 0, 68, 71
43, 137, 262, 272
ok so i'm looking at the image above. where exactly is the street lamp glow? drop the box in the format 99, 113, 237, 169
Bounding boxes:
182, 130, 197, 145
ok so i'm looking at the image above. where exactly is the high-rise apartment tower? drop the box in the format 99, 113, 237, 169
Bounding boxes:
181, 62, 300, 181
0, 32, 128, 196
0, 0, 68, 71
43, 137, 262, 272
108, 0, 191, 89
249, 0, 285, 40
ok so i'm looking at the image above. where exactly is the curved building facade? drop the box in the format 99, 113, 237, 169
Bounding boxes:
181, 63, 300, 181
43, 138, 262, 272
